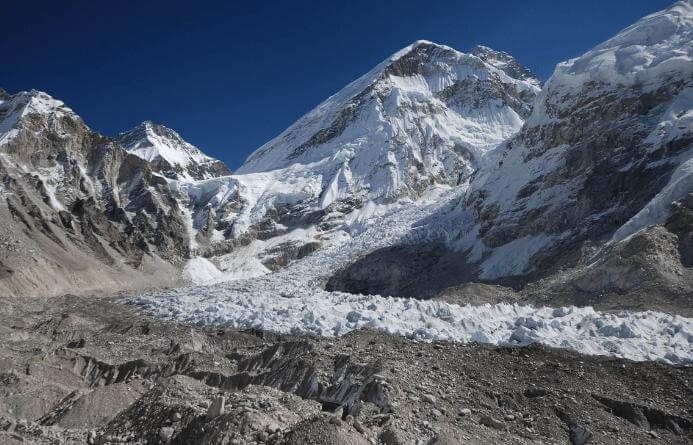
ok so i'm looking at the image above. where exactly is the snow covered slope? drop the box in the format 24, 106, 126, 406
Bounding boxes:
118, 121, 230, 180
238, 40, 539, 203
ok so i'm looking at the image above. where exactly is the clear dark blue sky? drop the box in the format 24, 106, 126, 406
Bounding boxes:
2, 0, 672, 169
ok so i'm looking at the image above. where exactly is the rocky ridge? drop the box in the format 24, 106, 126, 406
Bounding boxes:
0, 90, 190, 296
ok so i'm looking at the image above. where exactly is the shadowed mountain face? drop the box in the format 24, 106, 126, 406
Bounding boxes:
459, 0, 693, 284
0, 3, 691, 310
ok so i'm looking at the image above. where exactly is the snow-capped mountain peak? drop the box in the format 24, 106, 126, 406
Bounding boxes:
0, 89, 81, 146
237, 40, 540, 211
2, 89, 74, 116
118, 120, 230, 180
528, 0, 692, 124
469, 45, 541, 86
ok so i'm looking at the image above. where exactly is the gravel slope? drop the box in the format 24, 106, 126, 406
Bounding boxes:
0, 294, 690, 444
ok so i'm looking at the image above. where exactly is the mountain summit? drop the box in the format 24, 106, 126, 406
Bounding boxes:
238, 41, 540, 204
118, 121, 230, 180
469, 45, 540, 85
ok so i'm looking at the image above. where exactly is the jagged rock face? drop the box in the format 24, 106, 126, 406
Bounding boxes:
238, 40, 539, 204
523, 224, 693, 313
118, 121, 231, 181
458, 1, 693, 281
0, 90, 190, 295
666, 192, 693, 267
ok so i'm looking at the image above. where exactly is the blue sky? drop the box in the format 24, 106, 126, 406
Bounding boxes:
2, 0, 673, 169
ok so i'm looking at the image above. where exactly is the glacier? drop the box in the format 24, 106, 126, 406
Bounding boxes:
129, 184, 693, 365
129, 290, 693, 365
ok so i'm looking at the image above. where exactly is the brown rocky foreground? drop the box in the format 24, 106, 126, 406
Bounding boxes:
0, 294, 691, 444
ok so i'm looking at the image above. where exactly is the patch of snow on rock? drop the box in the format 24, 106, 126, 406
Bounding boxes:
182, 257, 225, 285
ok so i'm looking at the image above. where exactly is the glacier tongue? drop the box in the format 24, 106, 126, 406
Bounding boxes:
130, 290, 693, 365
128, 183, 693, 365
